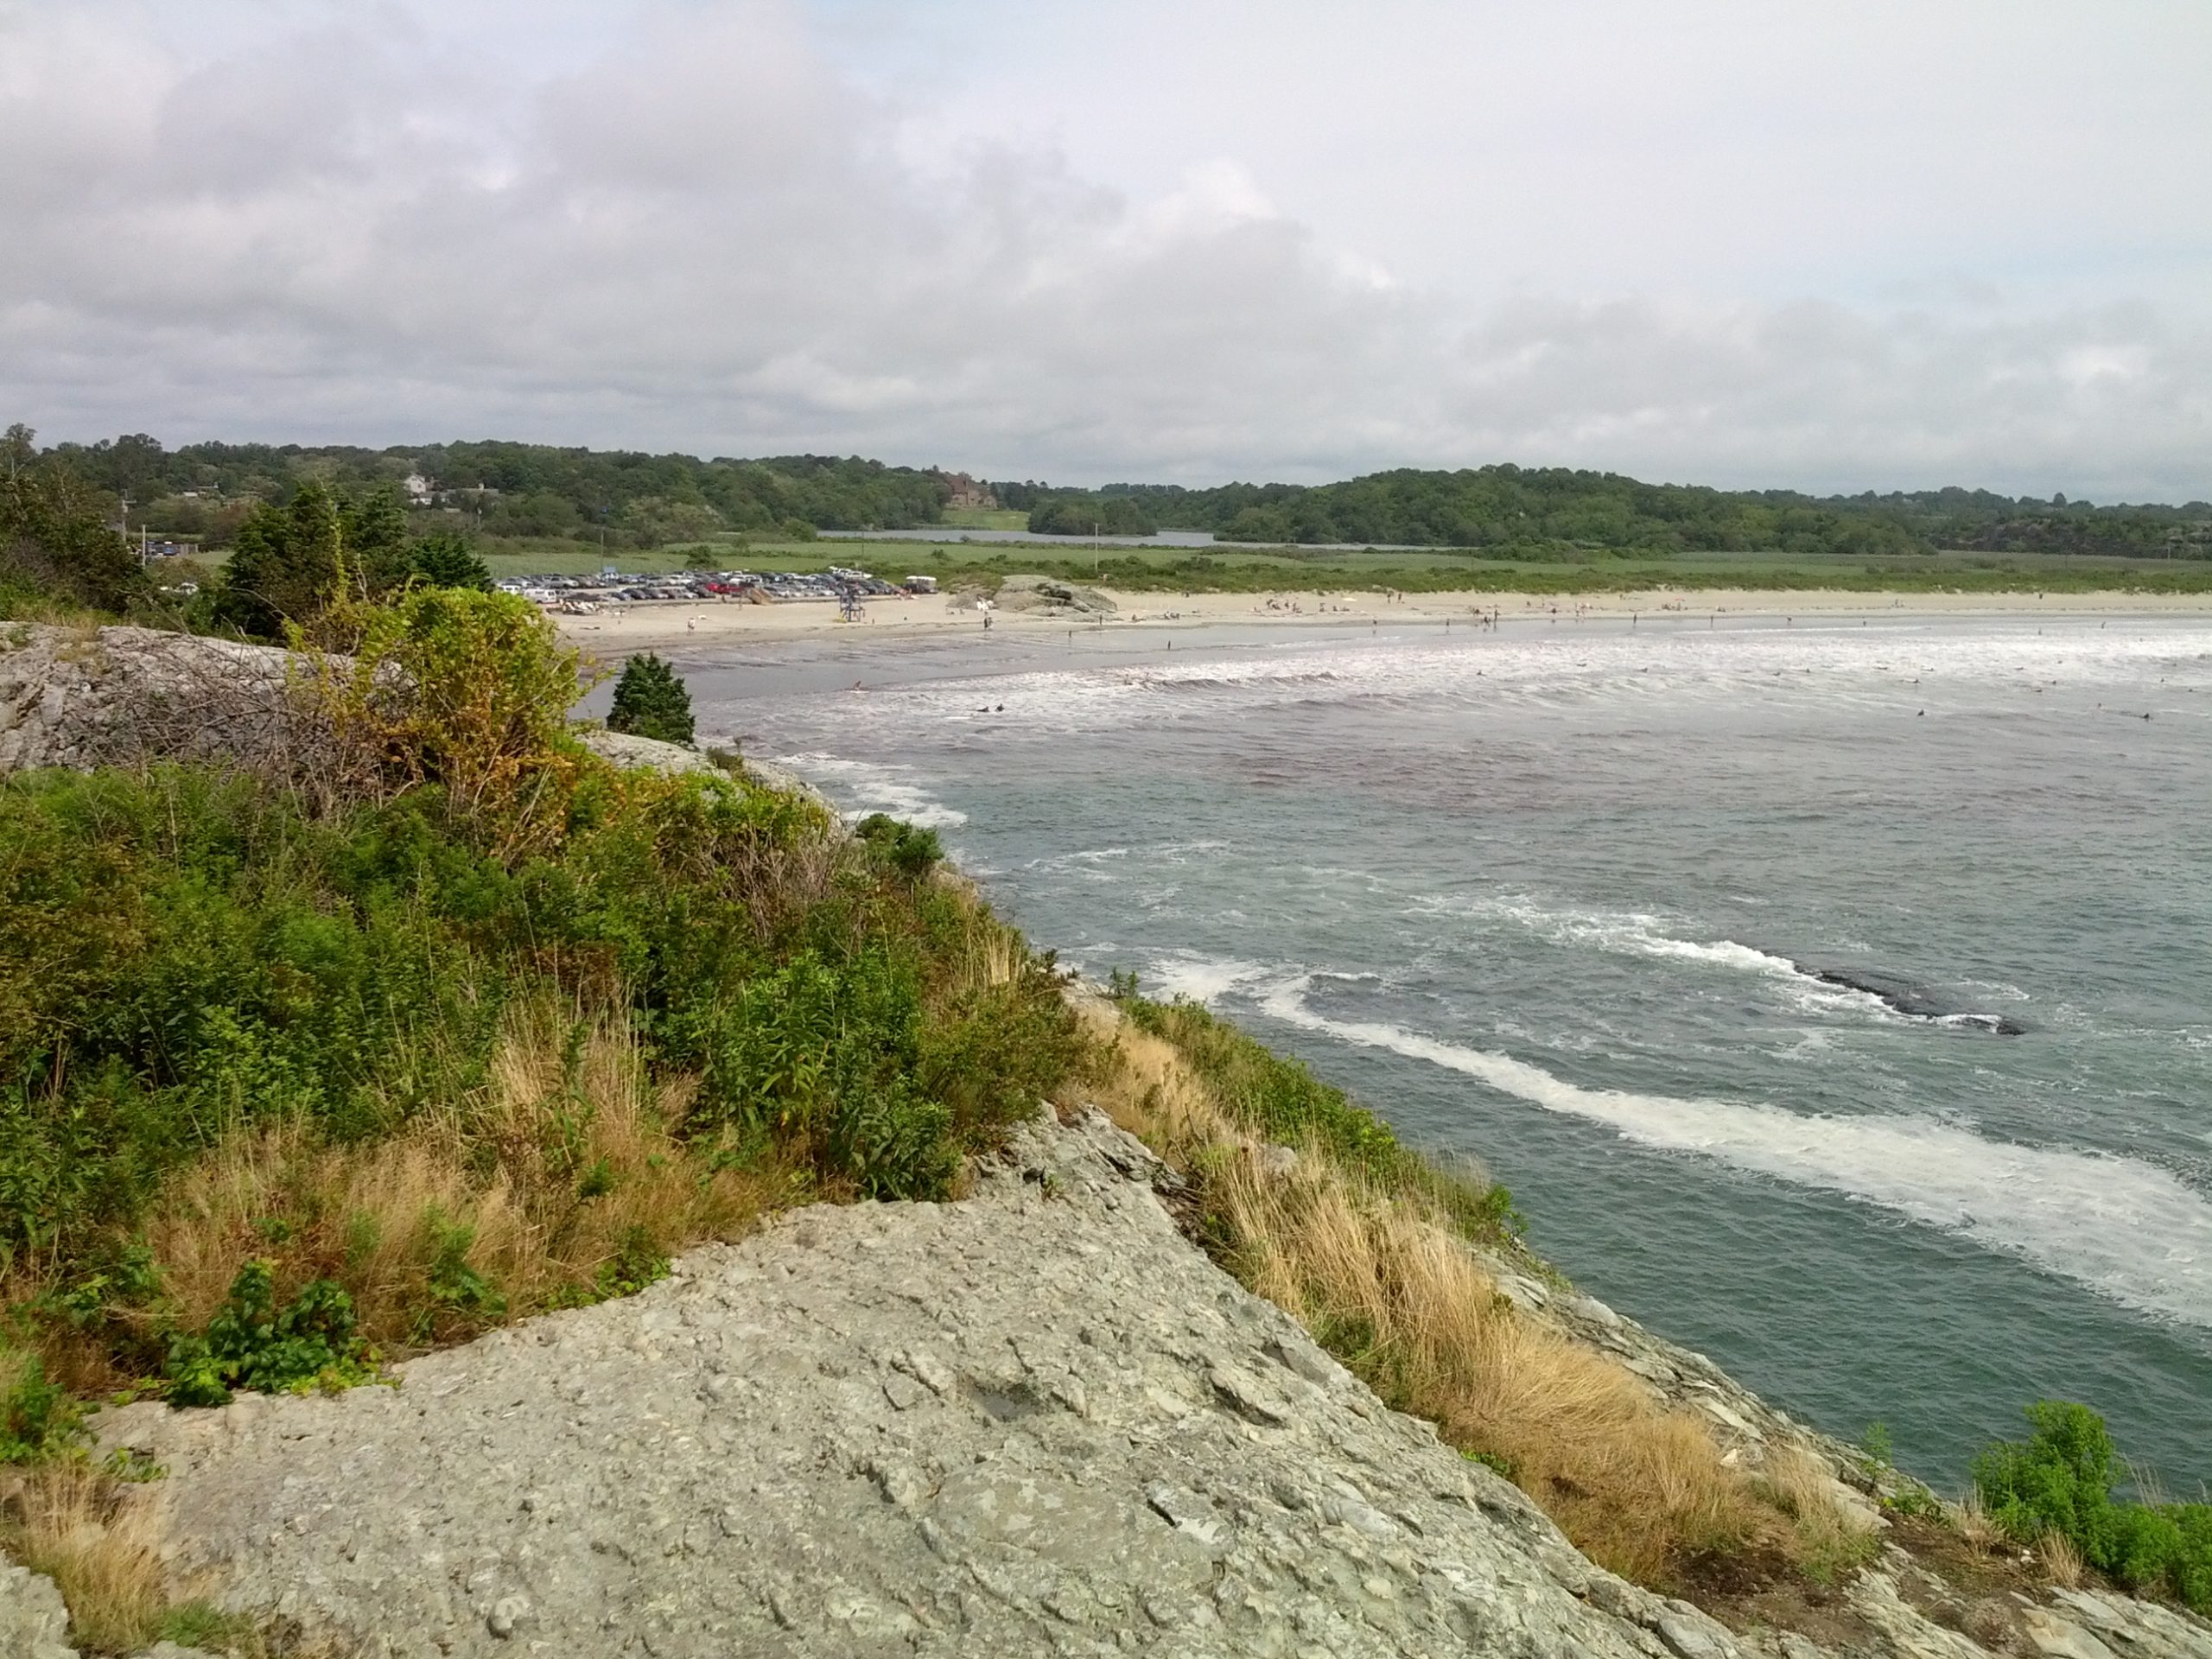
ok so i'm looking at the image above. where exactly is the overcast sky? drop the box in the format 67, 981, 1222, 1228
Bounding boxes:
3, 0, 2207, 496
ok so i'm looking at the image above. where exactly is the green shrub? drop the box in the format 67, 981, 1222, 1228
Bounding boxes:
607, 652, 696, 747
596, 1224, 671, 1299
2174, 1507, 2212, 1608
312, 585, 596, 856
164, 1260, 376, 1406
0, 1350, 83, 1462
855, 813, 943, 879
1974, 1399, 2212, 1613
1974, 1400, 2118, 1560
0, 599, 1082, 1413
684, 947, 957, 1200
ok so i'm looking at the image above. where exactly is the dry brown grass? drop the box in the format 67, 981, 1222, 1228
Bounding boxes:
1075, 999, 1868, 1590
956, 910, 1024, 997
35, 997, 776, 1389
2039, 1528, 2087, 1588
0, 1461, 169, 1653
1760, 1442, 1882, 1581
1955, 1492, 2005, 1554
0, 1461, 348, 1656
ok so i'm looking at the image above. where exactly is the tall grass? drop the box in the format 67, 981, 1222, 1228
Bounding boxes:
125, 1000, 772, 1363
0, 1461, 180, 1654
1081, 995, 1866, 1590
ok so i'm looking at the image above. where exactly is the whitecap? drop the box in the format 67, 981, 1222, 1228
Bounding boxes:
1257, 976, 2212, 1328
771, 753, 969, 829
1146, 954, 1271, 1005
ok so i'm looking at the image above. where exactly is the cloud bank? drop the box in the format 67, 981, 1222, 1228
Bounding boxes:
2, 0, 2206, 497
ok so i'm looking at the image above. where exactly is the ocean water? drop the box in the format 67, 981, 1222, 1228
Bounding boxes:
670, 611, 2212, 1491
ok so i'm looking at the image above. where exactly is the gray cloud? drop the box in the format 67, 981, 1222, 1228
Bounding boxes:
2, 0, 2206, 498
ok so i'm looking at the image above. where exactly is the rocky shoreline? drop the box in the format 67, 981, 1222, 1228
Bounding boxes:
3, 624, 2209, 1658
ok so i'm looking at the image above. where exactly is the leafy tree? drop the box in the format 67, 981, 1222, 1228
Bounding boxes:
1027, 495, 1155, 537
0, 423, 145, 615
607, 652, 696, 746
341, 488, 410, 588
621, 495, 724, 549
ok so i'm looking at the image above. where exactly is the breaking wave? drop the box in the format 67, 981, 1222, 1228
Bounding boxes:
771, 753, 969, 829
1258, 976, 2212, 1329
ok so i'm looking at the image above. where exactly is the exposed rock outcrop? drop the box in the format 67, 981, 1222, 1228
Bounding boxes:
71, 1105, 2212, 1659
0, 624, 306, 773
91, 1110, 1742, 1659
572, 727, 719, 776
0, 1560, 76, 1659
995, 575, 1116, 616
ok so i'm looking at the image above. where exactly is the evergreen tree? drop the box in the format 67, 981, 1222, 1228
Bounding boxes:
607, 652, 696, 747
214, 480, 345, 638
399, 533, 493, 592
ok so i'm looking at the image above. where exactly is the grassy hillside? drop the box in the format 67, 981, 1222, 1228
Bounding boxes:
0, 593, 1077, 1427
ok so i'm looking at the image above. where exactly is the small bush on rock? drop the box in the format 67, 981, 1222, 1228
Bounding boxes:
855, 813, 943, 879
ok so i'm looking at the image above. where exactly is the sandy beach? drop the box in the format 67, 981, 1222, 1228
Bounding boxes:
556, 583, 2212, 653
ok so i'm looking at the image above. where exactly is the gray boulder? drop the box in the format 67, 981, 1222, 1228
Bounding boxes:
0, 1560, 76, 1659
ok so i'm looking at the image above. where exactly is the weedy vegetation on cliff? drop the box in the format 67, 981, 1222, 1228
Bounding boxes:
1084, 988, 1878, 1594
0, 590, 1079, 1433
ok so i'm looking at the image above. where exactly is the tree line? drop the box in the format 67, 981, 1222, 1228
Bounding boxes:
16, 425, 2210, 562
3, 423, 490, 636
37, 435, 961, 550
995, 467, 2212, 557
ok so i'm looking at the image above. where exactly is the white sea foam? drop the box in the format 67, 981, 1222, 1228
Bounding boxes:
831, 620, 2212, 741
1147, 953, 1270, 1004
1435, 895, 1937, 1023
772, 753, 969, 828
1257, 976, 2212, 1328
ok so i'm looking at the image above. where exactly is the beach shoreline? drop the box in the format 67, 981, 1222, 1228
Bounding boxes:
556, 584, 2212, 653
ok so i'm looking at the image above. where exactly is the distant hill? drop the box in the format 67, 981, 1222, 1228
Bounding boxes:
998, 467, 2212, 559
28, 430, 2212, 560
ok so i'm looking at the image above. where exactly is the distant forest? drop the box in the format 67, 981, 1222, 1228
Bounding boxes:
29, 431, 2212, 560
